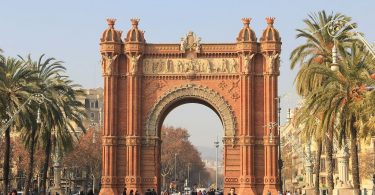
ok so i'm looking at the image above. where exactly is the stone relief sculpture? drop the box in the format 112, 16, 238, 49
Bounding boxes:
101, 54, 118, 75
142, 58, 239, 75
242, 53, 255, 73
127, 54, 141, 74
180, 31, 201, 53
265, 53, 279, 74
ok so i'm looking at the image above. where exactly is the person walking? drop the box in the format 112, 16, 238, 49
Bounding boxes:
123, 188, 127, 195
228, 187, 236, 195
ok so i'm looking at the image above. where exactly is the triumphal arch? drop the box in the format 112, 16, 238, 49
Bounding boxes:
99, 17, 281, 195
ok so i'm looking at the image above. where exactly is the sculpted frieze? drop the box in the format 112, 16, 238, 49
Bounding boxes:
142, 58, 239, 75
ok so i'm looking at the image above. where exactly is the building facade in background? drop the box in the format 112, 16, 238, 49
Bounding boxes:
280, 108, 375, 194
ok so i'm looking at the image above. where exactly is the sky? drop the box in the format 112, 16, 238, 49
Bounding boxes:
1, 0, 375, 150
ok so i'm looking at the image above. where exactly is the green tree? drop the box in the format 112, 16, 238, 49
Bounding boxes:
37, 75, 86, 194
296, 43, 375, 192
19, 54, 69, 194
290, 11, 358, 194
0, 57, 36, 195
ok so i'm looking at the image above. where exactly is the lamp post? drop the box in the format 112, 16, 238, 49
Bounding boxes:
174, 153, 177, 182
187, 163, 191, 187
276, 96, 283, 192
0, 93, 46, 134
214, 137, 220, 190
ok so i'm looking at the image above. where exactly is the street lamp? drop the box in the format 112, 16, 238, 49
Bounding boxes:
265, 122, 277, 144
214, 137, 220, 190
174, 153, 177, 182
275, 97, 283, 192
187, 163, 191, 187
90, 120, 97, 144
0, 93, 46, 134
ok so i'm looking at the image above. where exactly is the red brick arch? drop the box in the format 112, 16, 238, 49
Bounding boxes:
99, 18, 281, 195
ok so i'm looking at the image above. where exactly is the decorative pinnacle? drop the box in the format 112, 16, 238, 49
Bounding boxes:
131, 18, 140, 28
106, 18, 116, 28
242, 18, 251, 27
266, 17, 275, 26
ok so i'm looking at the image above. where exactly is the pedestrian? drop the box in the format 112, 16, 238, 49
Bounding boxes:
10, 190, 17, 195
145, 189, 151, 195
135, 190, 140, 195
228, 187, 236, 195
151, 189, 157, 195
123, 187, 127, 195
130, 190, 134, 195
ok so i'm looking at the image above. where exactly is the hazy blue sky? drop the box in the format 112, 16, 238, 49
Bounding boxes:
1, 0, 375, 149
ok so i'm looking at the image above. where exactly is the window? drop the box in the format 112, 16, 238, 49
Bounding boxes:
333, 159, 338, 173
321, 176, 326, 186
90, 102, 95, 108
85, 99, 90, 108
90, 112, 95, 120
320, 158, 326, 172
95, 100, 99, 108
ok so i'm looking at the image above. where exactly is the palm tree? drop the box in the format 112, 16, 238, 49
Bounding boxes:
296, 43, 375, 192
291, 11, 357, 95
39, 77, 86, 194
0, 57, 36, 195
18, 54, 86, 194
290, 11, 358, 194
19, 54, 67, 194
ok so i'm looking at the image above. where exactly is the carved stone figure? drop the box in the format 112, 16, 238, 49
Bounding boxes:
243, 53, 255, 73
229, 58, 238, 73
102, 54, 118, 75
180, 32, 202, 53
220, 59, 226, 72
126, 54, 141, 74
166, 59, 174, 73
265, 53, 279, 73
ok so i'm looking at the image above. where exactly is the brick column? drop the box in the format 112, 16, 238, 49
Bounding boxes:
100, 52, 120, 195
238, 52, 257, 195
125, 54, 143, 194
262, 52, 279, 195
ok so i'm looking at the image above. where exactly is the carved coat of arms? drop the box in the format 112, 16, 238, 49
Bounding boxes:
180, 31, 201, 53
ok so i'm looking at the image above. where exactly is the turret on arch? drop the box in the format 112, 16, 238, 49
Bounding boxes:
99, 18, 281, 195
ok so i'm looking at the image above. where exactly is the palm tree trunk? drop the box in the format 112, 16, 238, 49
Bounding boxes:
24, 127, 36, 195
2, 126, 11, 195
350, 116, 360, 191
327, 129, 334, 195
41, 132, 52, 195
314, 139, 322, 195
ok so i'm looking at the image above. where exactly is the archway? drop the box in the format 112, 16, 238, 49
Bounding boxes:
99, 18, 281, 195
160, 102, 224, 193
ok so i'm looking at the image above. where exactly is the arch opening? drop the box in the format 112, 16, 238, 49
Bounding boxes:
144, 84, 237, 140
160, 102, 224, 191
